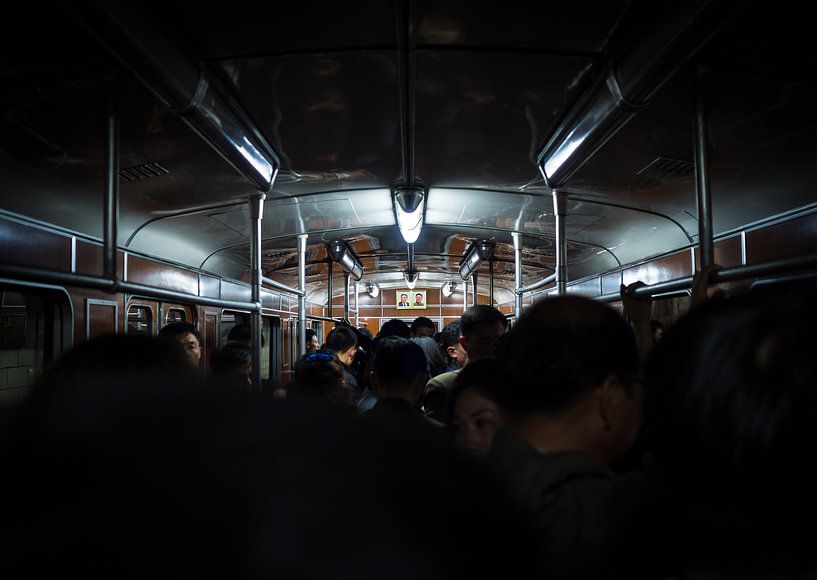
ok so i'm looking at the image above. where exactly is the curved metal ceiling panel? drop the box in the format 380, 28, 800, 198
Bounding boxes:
217, 51, 402, 195
414, 51, 594, 188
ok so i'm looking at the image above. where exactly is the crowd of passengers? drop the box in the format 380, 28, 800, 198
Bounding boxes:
2, 269, 816, 579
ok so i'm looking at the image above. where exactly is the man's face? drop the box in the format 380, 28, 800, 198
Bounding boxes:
415, 293, 423, 304
306, 334, 320, 352
461, 321, 506, 363
178, 332, 202, 367
338, 344, 357, 366
401, 294, 408, 303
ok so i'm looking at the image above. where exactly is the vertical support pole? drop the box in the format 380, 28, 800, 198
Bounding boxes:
488, 258, 495, 306
327, 260, 334, 320
343, 272, 351, 321
463, 278, 468, 313
553, 190, 568, 295
249, 193, 266, 394
104, 76, 119, 282
354, 282, 359, 327
694, 68, 714, 271
297, 234, 307, 356
512, 232, 523, 320
472, 272, 479, 307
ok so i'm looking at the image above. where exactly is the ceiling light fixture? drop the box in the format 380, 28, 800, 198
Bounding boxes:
327, 240, 364, 280
458, 240, 495, 280
442, 281, 456, 297
393, 186, 425, 244
404, 271, 418, 290
365, 282, 379, 298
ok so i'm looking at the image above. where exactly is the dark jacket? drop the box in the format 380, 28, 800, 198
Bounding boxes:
486, 427, 657, 579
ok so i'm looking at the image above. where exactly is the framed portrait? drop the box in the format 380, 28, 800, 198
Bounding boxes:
396, 289, 426, 309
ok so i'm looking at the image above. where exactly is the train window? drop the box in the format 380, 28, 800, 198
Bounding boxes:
126, 305, 153, 336
165, 308, 186, 324
0, 289, 47, 410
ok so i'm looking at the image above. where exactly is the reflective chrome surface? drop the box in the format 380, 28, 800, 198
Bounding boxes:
1, 0, 815, 305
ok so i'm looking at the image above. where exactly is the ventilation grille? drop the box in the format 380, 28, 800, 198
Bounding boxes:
119, 162, 169, 182
631, 157, 693, 190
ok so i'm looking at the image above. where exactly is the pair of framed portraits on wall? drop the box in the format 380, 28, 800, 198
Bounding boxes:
396, 290, 426, 309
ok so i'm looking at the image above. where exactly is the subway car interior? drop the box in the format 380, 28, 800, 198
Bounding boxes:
2, 0, 817, 574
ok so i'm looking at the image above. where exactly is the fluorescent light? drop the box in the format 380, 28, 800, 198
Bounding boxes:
404, 271, 418, 290
365, 282, 379, 297
394, 187, 425, 244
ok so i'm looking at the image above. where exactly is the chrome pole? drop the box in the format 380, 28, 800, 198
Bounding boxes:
512, 232, 523, 319
297, 234, 307, 356
694, 68, 714, 270
249, 193, 266, 393
553, 190, 568, 295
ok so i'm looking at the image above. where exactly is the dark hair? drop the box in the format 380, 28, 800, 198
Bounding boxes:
158, 321, 201, 344
210, 343, 252, 375
496, 296, 637, 415
324, 325, 358, 354
370, 336, 427, 389
410, 316, 435, 335
445, 358, 502, 425
460, 305, 507, 338
411, 336, 448, 378
437, 320, 462, 353
226, 323, 265, 347
645, 286, 817, 571
290, 352, 352, 407
305, 328, 317, 342
377, 318, 410, 339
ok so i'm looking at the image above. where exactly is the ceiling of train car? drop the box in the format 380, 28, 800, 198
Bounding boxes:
1, 0, 815, 302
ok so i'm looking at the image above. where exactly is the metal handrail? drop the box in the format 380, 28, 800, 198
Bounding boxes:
595, 252, 817, 303
0, 263, 261, 312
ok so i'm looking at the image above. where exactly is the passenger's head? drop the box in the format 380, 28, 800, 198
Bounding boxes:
646, 286, 817, 573
460, 305, 507, 362
438, 320, 466, 369
377, 318, 410, 339
368, 336, 428, 406
290, 351, 352, 408
324, 325, 358, 366
411, 336, 447, 378
158, 321, 202, 368
210, 343, 252, 386
447, 359, 505, 458
414, 292, 424, 304
498, 296, 641, 463
400, 293, 408, 304
305, 328, 319, 353
410, 316, 435, 338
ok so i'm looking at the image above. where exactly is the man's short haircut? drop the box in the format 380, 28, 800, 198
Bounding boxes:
158, 321, 201, 344
496, 296, 637, 415
210, 343, 252, 375
437, 320, 462, 350
370, 336, 428, 389
410, 316, 435, 335
377, 318, 411, 339
325, 325, 358, 354
226, 323, 265, 347
460, 305, 508, 338
305, 328, 317, 342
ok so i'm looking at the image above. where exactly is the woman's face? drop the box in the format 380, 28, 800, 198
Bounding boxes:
451, 388, 504, 458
